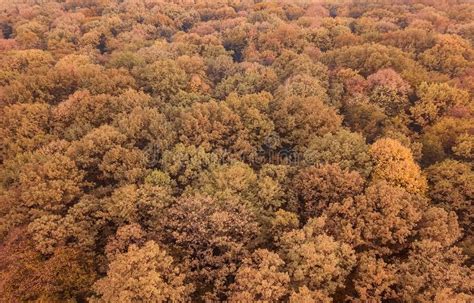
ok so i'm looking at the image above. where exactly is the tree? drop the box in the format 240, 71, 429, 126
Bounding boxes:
271, 96, 342, 150
45, 12, 83, 57
328, 67, 367, 109
214, 63, 278, 99
173, 100, 251, 158
453, 133, 474, 162
322, 43, 428, 85
66, 125, 146, 184
104, 223, 146, 261
3, 140, 84, 221
52, 91, 116, 141
222, 24, 250, 62
205, 54, 237, 85
103, 183, 173, 228
177, 55, 211, 94
344, 100, 388, 138
0, 102, 54, 162
91, 241, 192, 303
225, 92, 275, 161
411, 82, 470, 127
154, 195, 260, 301
382, 27, 435, 54
292, 164, 365, 220
103, 185, 140, 225
134, 59, 187, 99
324, 181, 427, 255
272, 51, 328, 85
350, 254, 396, 302
278, 74, 328, 101
394, 240, 472, 302
50, 54, 135, 101
270, 209, 300, 243
113, 106, 176, 156
417, 206, 461, 247
420, 34, 473, 76
99, 145, 147, 184
14, 20, 47, 49
289, 286, 332, 303
160, 143, 219, 190
366, 68, 411, 116
279, 217, 356, 298
420, 116, 472, 165
188, 162, 260, 211
304, 130, 372, 177
52, 89, 155, 141
369, 138, 427, 195
228, 249, 290, 302
0, 228, 97, 302
425, 160, 473, 235
254, 164, 291, 215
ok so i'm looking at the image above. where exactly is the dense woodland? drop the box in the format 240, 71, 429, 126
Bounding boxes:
0, 0, 473, 302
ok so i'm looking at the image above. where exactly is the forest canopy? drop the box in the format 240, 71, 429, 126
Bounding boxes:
0, 0, 473, 302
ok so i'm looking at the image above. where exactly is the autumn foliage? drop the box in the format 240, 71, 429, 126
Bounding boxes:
0, 0, 473, 302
